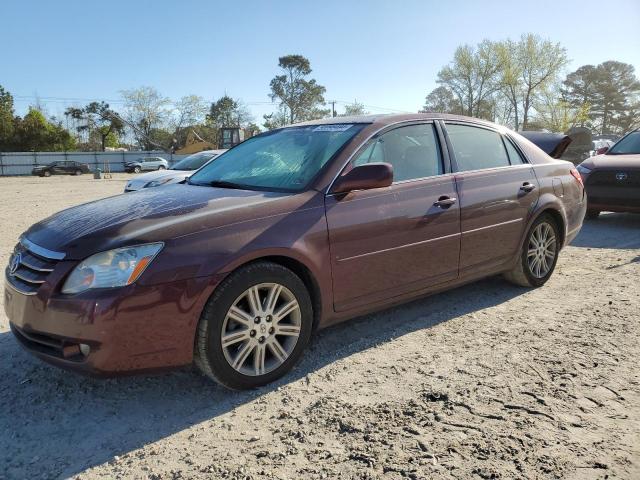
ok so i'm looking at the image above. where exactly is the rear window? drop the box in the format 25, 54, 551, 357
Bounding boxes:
446, 124, 511, 171
503, 137, 525, 164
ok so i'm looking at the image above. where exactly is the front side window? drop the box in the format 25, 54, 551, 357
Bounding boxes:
446, 124, 511, 172
608, 131, 640, 155
351, 124, 443, 182
189, 124, 365, 192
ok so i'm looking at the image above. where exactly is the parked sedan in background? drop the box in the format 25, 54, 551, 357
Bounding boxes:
577, 129, 640, 218
124, 150, 226, 192
5, 114, 585, 390
124, 156, 169, 173
32, 161, 90, 177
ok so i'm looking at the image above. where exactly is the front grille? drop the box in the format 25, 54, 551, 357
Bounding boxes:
5, 241, 61, 295
587, 169, 640, 188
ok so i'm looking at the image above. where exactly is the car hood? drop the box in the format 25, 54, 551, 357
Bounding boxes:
24, 184, 310, 259
126, 169, 190, 186
580, 153, 640, 170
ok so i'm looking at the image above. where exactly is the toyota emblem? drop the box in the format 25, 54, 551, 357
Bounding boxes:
616, 172, 628, 181
9, 252, 22, 275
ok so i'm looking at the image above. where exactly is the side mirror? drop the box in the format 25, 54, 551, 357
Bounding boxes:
331, 162, 393, 194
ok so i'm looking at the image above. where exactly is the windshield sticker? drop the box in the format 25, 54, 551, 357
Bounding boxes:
312, 124, 353, 132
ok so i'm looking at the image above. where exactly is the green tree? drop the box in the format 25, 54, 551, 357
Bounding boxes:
495, 34, 568, 130
420, 86, 464, 114
0, 85, 15, 150
436, 40, 502, 120
563, 61, 640, 135
267, 54, 329, 126
65, 102, 124, 151
208, 95, 252, 128
263, 105, 289, 130
13, 108, 76, 151
120, 86, 171, 150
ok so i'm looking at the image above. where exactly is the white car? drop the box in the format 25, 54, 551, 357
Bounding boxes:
124, 150, 226, 192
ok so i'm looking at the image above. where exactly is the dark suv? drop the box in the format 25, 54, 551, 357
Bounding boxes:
32, 161, 90, 177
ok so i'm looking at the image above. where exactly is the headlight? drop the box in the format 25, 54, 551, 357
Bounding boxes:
144, 177, 173, 188
576, 164, 592, 175
62, 243, 163, 294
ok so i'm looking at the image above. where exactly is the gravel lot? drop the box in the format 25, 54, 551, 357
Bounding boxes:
0, 175, 638, 480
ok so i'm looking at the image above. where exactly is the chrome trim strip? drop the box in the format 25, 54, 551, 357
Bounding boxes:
5, 275, 38, 296
462, 218, 523, 235
20, 237, 66, 260
337, 232, 461, 263
19, 257, 54, 272
13, 270, 45, 284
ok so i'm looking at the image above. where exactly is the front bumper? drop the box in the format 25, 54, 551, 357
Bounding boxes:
4, 273, 215, 377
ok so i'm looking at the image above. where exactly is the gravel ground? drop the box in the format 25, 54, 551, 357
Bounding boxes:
0, 175, 638, 480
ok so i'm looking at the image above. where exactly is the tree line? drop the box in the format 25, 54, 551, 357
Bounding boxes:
1, 37, 638, 152
422, 34, 640, 135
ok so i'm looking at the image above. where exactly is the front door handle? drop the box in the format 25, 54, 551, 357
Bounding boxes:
434, 196, 457, 208
520, 182, 536, 193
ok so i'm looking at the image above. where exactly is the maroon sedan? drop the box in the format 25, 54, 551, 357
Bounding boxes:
4, 114, 586, 389
577, 129, 640, 218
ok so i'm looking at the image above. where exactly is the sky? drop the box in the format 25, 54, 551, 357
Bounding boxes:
1, 0, 639, 122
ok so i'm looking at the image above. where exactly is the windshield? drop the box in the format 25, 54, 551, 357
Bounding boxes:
171, 152, 217, 171
188, 124, 365, 191
608, 131, 640, 155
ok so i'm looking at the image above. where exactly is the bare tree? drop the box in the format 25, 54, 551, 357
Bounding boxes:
120, 86, 171, 150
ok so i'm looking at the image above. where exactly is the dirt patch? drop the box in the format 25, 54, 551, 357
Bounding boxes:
0, 175, 638, 479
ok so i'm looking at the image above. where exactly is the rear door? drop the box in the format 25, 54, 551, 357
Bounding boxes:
325, 122, 460, 312
442, 122, 539, 276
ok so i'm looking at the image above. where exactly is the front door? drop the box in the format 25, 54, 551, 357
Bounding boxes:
443, 122, 540, 275
325, 123, 460, 312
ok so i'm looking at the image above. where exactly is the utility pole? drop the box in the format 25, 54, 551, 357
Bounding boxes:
330, 101, 336, 117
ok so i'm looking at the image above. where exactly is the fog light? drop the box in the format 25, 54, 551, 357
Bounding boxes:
79, 344, 90, 356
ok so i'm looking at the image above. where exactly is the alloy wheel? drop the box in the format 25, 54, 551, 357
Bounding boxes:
221, 282, 301, 376
527, 222, 557, 278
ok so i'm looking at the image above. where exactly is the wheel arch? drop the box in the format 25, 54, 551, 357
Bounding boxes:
216, 252, 324, 332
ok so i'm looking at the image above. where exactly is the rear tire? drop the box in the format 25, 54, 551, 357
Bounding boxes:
586, 209, 600, 220
504, 214, 560, 288
194, 261, 313, 390
133, 166, 141, 174
75, 169, 83, 176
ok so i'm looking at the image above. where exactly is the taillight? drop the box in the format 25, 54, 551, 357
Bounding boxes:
570, 168, 584, 188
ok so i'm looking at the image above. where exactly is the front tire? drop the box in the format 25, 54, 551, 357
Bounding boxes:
43, 170, 51, 177
195, 261, 313, 390
158, 165, 166, 170
74, 169, 83, 176
504, 214, 560, 288
133, 166, 141, 174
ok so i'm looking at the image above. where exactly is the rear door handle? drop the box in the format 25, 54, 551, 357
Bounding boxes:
434, 196, 457, 208
520, 182, 536, 193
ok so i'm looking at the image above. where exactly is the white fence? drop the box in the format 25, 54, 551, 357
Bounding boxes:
0, 151, 190, 176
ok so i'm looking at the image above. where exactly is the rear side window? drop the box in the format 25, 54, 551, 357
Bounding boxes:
503, 137, 525, 164
446, 124, 510, 171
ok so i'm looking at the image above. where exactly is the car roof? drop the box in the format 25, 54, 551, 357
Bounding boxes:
288, 112, 499, 129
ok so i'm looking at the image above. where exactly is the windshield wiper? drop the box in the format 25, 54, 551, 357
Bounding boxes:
208, 180, 249, 190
